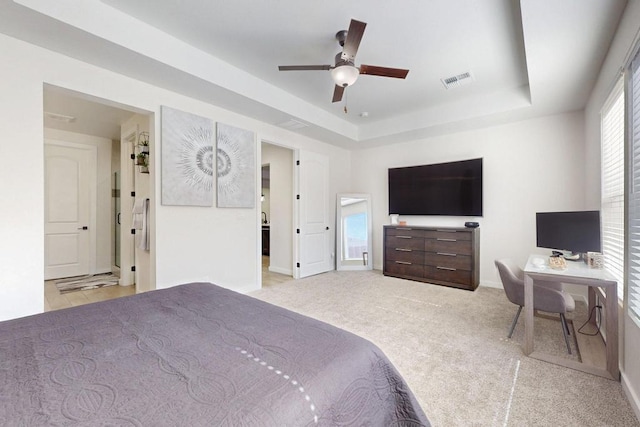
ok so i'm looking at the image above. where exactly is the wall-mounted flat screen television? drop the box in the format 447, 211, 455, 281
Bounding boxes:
388, 158, 483, 216
536, 210, 602, 254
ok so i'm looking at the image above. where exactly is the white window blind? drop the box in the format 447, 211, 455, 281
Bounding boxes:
601, 79, 625, 298
628, 49, 640, 326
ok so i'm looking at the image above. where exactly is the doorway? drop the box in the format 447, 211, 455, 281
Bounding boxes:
261, 142, 294, 286
42, 85, 149, 308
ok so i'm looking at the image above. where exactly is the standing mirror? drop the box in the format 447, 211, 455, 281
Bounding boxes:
337, 194, 372, 270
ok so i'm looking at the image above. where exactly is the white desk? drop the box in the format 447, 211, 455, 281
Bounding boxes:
523, 254, 619, 380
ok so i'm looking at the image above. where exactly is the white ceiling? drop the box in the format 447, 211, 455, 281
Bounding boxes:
1, 0, 628, 147
43, 86, 137, 140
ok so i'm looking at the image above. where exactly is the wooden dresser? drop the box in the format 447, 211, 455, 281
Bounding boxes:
383, 225, 479, 291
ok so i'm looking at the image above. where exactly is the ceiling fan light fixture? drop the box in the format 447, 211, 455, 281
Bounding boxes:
331, 65, 359, 87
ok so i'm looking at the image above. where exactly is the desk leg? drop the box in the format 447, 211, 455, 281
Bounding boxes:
604, 285, 620, 380
524, 274, 534, 355
588, 287, 597, 326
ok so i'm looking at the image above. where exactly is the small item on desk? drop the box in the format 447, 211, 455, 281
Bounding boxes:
587, 252, 604, 269
398, 220, 407, 226
532, 257, 545, 267
549, 256, 567, 270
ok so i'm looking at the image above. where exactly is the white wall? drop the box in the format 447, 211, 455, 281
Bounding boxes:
44, 128, 113, 275
0, 33, 350, 320
584, 0, 640, 420
351, 111, 587, 287
262, 143, 294, 276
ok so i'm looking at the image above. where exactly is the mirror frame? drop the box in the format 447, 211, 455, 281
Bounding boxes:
336, 193, 373, 271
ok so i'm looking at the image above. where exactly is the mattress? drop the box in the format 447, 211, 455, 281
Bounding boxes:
0, 282, 429, 426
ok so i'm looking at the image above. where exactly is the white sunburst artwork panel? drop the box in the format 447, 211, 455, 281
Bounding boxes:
216, 123, 256, 208
161, 106, 215, 206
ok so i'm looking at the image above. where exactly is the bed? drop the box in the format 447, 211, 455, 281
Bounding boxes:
0, 282, 429, 426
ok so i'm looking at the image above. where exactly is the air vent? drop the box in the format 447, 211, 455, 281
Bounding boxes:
441, 71, 474, 89
44, 111, 76, 123
277, 119, 308, 130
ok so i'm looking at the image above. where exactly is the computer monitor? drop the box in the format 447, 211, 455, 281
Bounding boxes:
536, 210, 602, 256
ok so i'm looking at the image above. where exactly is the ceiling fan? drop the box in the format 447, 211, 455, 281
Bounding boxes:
278, 19, 409, 103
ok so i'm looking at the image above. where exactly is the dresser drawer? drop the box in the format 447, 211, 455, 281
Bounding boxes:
424, 230, 471, 241
386, 248, 425, 265
424, 265, 472, 286
386, 235, 425, 251
424, 238, 472, 255
424, 252, 471, 270
385, 227, 427, 238
385, 261, 424, 278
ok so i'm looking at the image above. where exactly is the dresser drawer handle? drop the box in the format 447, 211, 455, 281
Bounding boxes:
395, 261, 412, 265
437, 266, 456, 271
436, 229, 456, 233
395, 248, 412, 252
437, 238, 457, 242
398, 227, 412, 230
396, 236, 412, 239
437, 252, 457, 257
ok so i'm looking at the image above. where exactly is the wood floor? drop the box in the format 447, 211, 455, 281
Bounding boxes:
44, 280, 136, 312
44, 256, 291, 312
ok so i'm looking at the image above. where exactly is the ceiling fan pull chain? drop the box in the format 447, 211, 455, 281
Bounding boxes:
344, 90, 348, 114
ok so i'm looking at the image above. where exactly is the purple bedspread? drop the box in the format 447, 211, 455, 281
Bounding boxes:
0, 282, 429, 426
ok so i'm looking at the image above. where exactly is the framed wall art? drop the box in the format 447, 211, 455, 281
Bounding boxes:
216, 123, 255, 208
161, 106, 214, 206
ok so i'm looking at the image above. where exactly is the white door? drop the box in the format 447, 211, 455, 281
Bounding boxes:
44, 143, 95, 280
296, 150, 332, 278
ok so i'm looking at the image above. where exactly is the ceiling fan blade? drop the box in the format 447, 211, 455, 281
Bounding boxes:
359, 64, 409, 79
341, 19, 367, 62
332, 85, 345, 103
278, 65, 331, 71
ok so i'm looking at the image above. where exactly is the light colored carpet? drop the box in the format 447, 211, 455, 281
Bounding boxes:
250, 270, 639, 426
55, 272, 119, 293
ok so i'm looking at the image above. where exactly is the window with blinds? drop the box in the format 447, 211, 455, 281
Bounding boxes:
601, 79, 625, 298
628, 49, 640, 327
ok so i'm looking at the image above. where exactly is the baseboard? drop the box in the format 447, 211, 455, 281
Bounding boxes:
269, 266, 292, 276
622, 370, 640, 423
232, 283, 261, 294
479, 280, 503, 289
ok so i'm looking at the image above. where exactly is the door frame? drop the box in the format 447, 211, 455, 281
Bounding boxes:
257, 140, 298, 286
119, 125, 137, 286
257, 140, 334, 285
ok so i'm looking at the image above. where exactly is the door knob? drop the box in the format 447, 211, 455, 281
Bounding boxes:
78, 226, 88, 230
326, 226, 330, 230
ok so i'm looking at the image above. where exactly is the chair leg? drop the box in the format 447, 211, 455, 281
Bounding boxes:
560, 313, 572, 354
508, 306, 522, 338
561, 313, 571, 336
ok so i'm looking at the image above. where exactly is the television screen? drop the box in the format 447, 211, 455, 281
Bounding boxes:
536, 211, 602, 254
388, 158, 483, 216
